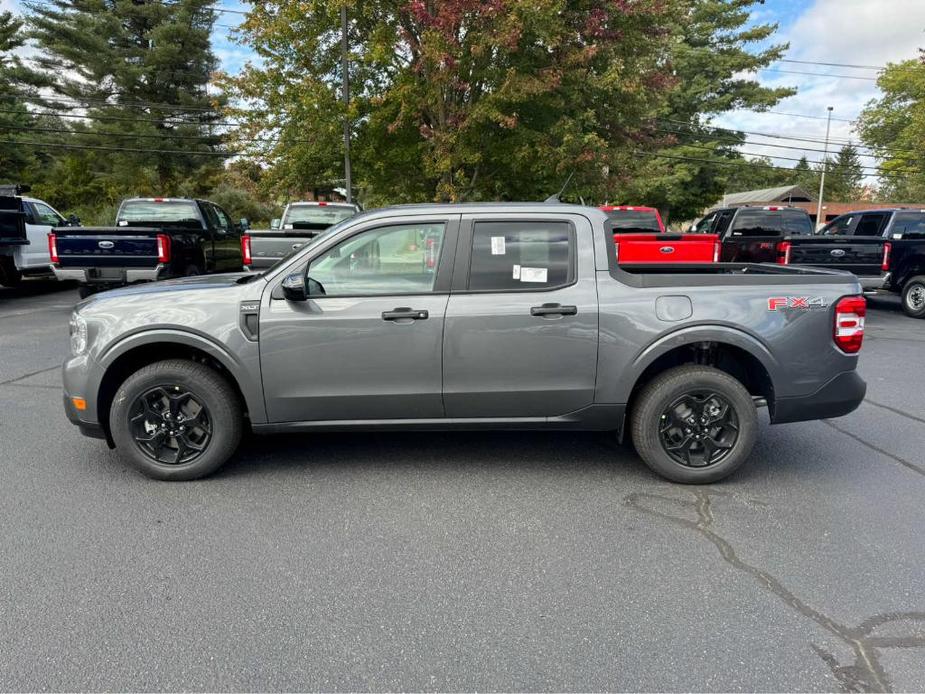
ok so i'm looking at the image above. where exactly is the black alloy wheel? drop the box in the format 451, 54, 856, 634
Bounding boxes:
658, 391, 739, 468
129, 385, 212, 465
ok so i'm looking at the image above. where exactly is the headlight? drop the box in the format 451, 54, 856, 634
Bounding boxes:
69, 312, 88, 355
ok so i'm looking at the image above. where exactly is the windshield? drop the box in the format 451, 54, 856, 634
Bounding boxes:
283, 205, 357, 229
117, 200, 200, 226
606, 209, 662, 232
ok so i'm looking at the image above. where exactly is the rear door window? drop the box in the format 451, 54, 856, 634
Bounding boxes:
888, 212, 925, 238
853, 213, 889, 237
467, 221, 573, 291
30, 202, 64, 226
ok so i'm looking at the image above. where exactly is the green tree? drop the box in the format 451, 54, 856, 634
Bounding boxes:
222, 0, 685, 204
858, 55, 925, 201
622, 0, 796, 222
792, 155, 816, 192
23, 0, 226, 214
822, 144, 865, 201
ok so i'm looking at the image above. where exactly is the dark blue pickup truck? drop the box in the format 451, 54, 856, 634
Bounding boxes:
50, 198, 245, 298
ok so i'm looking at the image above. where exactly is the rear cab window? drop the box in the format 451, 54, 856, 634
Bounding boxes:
729, 208, 813, 237
284, 205, 358, 230
604, 208, 662, 233
117, 199, 202, 226
467, 221, 574, 291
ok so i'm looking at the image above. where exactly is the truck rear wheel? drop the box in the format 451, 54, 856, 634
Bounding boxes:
0, 256, 22, 287
901, 276, 925, 318
109, 359, 243, 481
630, 365, 758, 484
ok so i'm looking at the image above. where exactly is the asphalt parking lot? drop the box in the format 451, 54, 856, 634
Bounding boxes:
1, 280, 923, 692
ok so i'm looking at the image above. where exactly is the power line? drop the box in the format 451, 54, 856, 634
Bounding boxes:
1, 138, 237, 156
657, 126, 887, 160
12, 90, 223, 113
760, 68, 879, 82
758, 110, 857, 124
0, 105, 238, 126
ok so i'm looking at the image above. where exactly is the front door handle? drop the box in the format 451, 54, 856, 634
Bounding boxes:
530, 303, 578, 317
382, 307, 429, 321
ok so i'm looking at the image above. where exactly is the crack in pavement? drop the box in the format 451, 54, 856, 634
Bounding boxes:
0, 366, 60, 387
624, 489, 925, 692
863, 399, 925, 426
822, 420, 925, 478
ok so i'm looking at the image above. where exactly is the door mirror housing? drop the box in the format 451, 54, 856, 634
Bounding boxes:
281, 272, 308, 301
66, 213, 81, 227
270, 218, 281, 230
239, 217, 250, 231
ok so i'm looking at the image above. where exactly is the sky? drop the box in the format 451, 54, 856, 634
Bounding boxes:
5, 0, 925, 186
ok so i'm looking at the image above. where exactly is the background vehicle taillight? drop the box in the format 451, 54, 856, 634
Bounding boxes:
882, 241, 892, 271
156, 234, 171, 264
48, 232, 59, 264
713, 240, 720, 263
241, 234, 252, 266
834, 295, 866, 354
776, 240, 791, 265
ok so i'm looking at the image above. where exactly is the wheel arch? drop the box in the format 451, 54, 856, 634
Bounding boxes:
95, 330, 264, 445
894, 255, 925, 290
621, 327, 779, 433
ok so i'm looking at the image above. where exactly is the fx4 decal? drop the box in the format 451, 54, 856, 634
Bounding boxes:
767, 296, 828, 311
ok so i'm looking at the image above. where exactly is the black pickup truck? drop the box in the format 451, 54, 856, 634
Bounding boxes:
691, 205, 815, 262
777, 208, 925, 318
51, 198, 245, 297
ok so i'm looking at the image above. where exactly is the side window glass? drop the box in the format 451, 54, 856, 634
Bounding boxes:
821, 215, 853, 236
31, 202, 62, 226
891, 213, 925, 237
468, 221, 572, 291
201, 204, 219, 230
692, 212, 716, 234
308, 222, 445, 296
213, 205, 233, 234
854, 214, 887, 236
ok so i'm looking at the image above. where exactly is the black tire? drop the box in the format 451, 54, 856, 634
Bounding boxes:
630, 365, 758, 484
109, 359, 243, 480
77, 285, 98, 299
900, 275, 925, 319
184, 264, 202, 277
0, 256, 22, 287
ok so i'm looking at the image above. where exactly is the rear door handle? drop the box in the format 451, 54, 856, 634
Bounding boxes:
382, 307, 429, 321
530, 303, 578, 317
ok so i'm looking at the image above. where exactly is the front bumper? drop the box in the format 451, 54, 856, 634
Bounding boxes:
52, 264, 166, 285
771, 370, 866, 424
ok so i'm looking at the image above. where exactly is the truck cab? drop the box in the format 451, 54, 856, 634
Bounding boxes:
693, 205, 814, 263
0, 186, 74, 287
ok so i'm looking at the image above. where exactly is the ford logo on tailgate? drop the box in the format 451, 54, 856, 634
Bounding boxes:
830, 248, 846, 257
659, 246, 675, 254
98, 240, 115, 249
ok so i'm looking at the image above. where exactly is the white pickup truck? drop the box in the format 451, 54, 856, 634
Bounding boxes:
0, 185, 74, 287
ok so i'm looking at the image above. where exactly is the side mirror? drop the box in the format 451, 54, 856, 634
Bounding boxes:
270, 218, 281, 230
239, 217, 250, 231
67, 214, 81, 226
281, 272, 307, 301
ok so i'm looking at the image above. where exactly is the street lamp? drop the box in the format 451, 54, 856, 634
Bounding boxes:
815, 106, 834, 229
341, 5, 352, 204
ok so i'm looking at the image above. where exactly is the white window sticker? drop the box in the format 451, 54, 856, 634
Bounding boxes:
284, 223, 294, 230
512, 264, 521, 279
118, 220, 128, 226
490, 236, 506, 255
519, 266, 548, 283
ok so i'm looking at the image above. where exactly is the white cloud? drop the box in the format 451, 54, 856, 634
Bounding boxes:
715, 0, 925, 187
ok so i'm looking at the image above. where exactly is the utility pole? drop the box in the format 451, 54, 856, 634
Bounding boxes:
341, 4, 352, 204
815, 106, 834, 229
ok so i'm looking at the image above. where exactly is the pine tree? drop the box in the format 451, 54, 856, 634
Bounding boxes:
829, 144, 865, 201
0, 10, 46, 181
24, 0, 225, 207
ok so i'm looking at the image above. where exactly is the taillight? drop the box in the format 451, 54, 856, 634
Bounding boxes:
48, 232, 59, 264
156, 234, 171, 264
241, 234, 252, 266
834, 295, 866, 354
776, 240, 791, 265
713, 240, 720, 263
881, 242, 891, 271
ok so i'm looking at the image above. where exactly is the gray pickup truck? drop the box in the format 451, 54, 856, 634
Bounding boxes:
62, 204, 867, 483
244, 201, 360, 270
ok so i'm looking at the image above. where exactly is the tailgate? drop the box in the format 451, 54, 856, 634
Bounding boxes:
53, 226, 161, 268
615, 233, 719, 264
787, 237, 886, 276
248, 231, 320, 265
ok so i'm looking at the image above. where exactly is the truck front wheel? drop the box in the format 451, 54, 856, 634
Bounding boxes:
630, 365, 758, 484
901, 276, 925, 318
0, 256, 22, 287
109, 359, 243, 480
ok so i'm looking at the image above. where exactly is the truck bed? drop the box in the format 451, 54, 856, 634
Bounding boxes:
245, 228, 325, 269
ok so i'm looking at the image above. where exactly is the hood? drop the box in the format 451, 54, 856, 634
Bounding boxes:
96, 272, 256, 297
